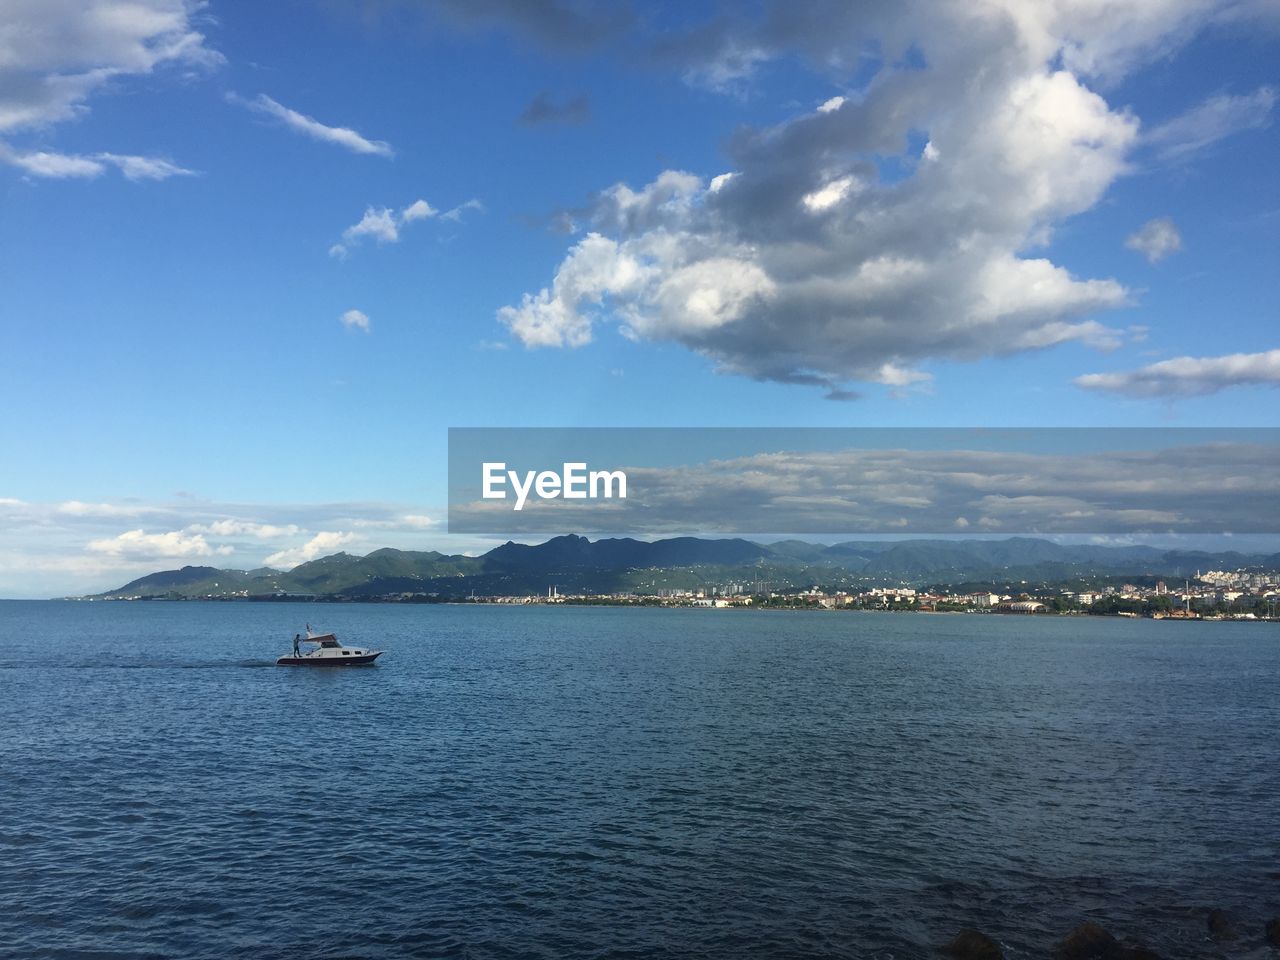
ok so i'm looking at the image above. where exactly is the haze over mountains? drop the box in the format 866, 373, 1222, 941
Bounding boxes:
88, 535, 1280, 600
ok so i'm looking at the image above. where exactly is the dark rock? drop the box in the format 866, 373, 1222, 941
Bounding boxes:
1266, 917, 1280, 948
1053, 923, 1162, 960
941, 928, 1003, 959
1055, 923, 1120, 959
1207, 908, 1237, 940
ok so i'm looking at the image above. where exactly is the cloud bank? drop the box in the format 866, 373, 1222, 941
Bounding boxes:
451, 440, 1280, 535
0, 497, 448, 596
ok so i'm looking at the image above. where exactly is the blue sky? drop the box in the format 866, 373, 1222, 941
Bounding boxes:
0, 1, 1277, 596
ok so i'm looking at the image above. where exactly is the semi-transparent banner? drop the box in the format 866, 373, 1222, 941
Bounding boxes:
448, 428, 1280, 535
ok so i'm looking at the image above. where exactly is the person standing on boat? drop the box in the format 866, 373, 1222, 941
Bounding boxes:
292, 633, 301, 657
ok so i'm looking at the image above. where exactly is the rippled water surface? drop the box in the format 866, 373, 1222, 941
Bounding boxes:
2, 601, 1278, 959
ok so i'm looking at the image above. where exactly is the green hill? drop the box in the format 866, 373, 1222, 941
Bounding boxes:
91, 535, 1278, 600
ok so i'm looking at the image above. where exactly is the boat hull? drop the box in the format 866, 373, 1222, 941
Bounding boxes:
276, 652, 383, 666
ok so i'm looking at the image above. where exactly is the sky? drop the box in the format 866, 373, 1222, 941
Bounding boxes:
1, 0, 1278, 597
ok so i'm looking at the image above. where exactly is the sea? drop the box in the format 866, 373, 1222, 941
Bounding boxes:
1, 601, 1277, 959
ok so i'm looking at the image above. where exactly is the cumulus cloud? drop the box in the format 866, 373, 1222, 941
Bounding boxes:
1144, 86, 1276, 162
401, 199, 437, 222
87, 529, 233, 560
343, 207, 402, 245
232, 93, 393, 157
1126, 217, 1183, 263
519, 91, 591, 126
1075, 349, 1280, 398
498, 4, 1200, 395
264, 531, 357, 569
340, 309, 371, 333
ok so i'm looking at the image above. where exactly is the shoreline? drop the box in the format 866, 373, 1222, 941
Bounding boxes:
34, 595, 1280, 622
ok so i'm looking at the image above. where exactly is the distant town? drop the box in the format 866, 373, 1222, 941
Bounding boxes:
452, 566, 1280, 620
95, 565, 1280, 621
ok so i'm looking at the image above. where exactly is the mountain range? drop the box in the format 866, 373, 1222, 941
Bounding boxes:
87, 535, 1279, 600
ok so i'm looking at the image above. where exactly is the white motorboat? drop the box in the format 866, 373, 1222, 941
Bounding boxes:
277, 627, 383, 666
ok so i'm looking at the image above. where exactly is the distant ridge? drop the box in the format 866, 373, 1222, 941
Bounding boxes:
88, 535, 1280, 600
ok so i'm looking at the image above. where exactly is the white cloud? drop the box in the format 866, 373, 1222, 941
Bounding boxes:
1075, 349, 1280, 398
708, 172, 736, 193
0, 498, 450, 596
0, 1, 213, 182
801, 175, 859, 213
442, 198, 485, 221
588, 171, 701, 233
87, 529, 233, 560
0, 0, 222, 135
97, 153, 196, 181
343, 207, 401, 244
333, 197, 467, 256
0, 145, 196, 180
349, 514, 439, 531
1144, 86, 1276, 161
0, 146, 104, 178
401, 199, 437, 222
340, 309, 371, 333
264, 531, 357, 569
499, 232, 649, 347
187, 520, 301, 539
233, 93, 393, 157
1125, 217, 1183, 263
874, 363, 932, 388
